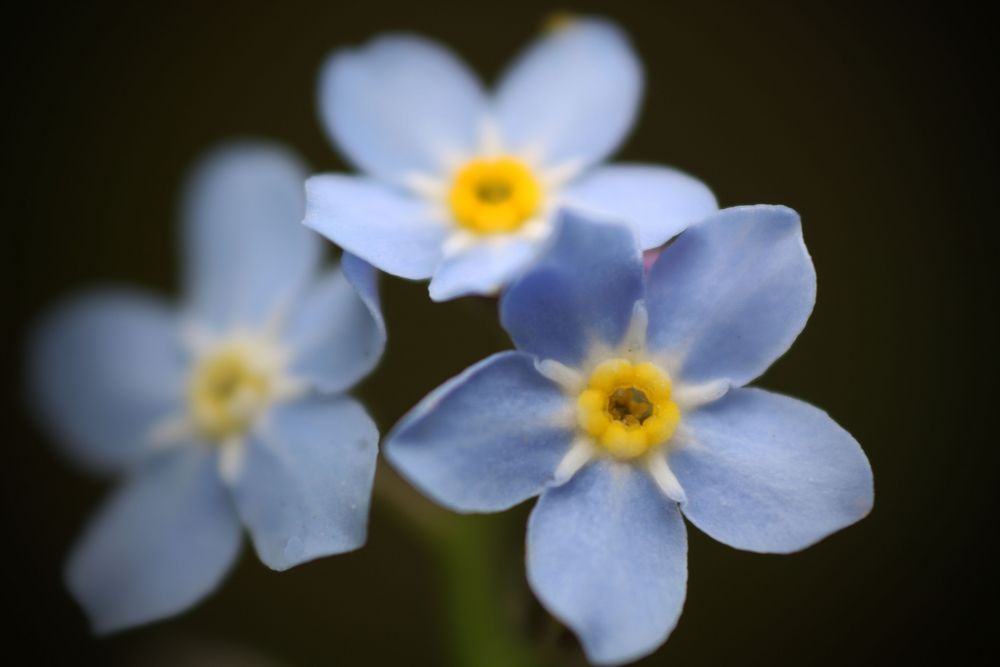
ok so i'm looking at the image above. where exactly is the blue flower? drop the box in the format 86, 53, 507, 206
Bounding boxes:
385, 207, 874, 665
304, 17, 718, 301
28, 143, 386, 633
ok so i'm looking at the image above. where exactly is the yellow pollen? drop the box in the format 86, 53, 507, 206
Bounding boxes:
188, 347, 270, 440
448, 157, 542, 235
576, 358, 680, 460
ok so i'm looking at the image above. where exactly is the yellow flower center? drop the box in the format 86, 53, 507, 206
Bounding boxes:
577, 358, 680, 460
448, 157, 542, 234
188, 345, 271, 440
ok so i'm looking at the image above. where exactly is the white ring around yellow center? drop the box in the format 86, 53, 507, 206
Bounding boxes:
188, 343, 272, 440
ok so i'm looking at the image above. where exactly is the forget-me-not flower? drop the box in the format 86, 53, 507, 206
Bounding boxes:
29, 143, 385, 633
304, 17, 717, 301
385, 207, 874, 665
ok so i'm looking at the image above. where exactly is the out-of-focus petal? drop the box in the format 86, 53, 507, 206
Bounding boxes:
182, 142, 319, 331
527, 460, 687, 665
233, 396, 378, 570
284, 254, 385, 393
495, 18, 642, 169
671, 387, 874, 553
646, 205, 815, 386
562, 164, 717, 249
28, 289, 186, 473
304, 174, 447, 280
386, 352, 572, 512
318, 34, 487, 183
428, 236, 539, 301
65, 447, 242, 633
501, 211, 644, 367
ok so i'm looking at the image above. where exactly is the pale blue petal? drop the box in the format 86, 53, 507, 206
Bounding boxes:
385, 351, 572, 512
182, 142, 319, 331
233, 396, 378, 571
500, 211, 643, 366
495, 18, 642, 169
28, 289, 186, 473
284, 254, 385, 393
304, 174, 447, 280
646, 205, 815, 386
671, 387, 874, 553
562, 164, 718, 248
66, 447, 241, 633
428, 237, 539, 301
318, 34, 487, 183
527, 461, 687, 665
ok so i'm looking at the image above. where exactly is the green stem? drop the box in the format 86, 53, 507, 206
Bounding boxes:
435, 516, 540, 667
373, 466, 540, 667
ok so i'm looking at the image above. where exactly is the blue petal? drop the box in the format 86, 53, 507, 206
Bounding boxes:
283, 254, 385, 393
305, 174, 447, 280
670, 387, 874, 553
385, 351, 572, 512
28, 289, 186, 473
428, 237, 539, 301
182, 142, 320, 331
495, 18, 642, 170
233, 396, 378, 571
500, 211, 644, 367
562, 164, 718, 249
527, 461, 687, 665
646, 205, 816, 386
318, 34, 487, 183
66, 447, 242, 633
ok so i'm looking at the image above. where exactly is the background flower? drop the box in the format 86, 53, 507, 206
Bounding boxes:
386, 209, 873, 664
27, 143, 385, 633
305, 16, 717, 300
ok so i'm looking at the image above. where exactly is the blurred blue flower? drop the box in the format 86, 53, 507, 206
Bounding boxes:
386, 208, 873, 665
305, 17, 718, 301
29, 143, 385, 633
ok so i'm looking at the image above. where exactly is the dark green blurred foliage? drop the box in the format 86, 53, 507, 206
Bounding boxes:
5, 1, 996, 665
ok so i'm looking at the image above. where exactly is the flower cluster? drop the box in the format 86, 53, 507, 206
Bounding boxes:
29, 15, 872, 666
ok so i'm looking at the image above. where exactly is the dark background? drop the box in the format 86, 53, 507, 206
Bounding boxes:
5, 0, 996, 664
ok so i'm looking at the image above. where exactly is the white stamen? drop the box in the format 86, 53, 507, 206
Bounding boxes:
477, 117, 506, 156
218, 437, 247, 484
147, 414, 196, 450
673, 380, 730, 412
580, 340, 616, 376
272, 375, 309, 402
535, 358, 584, 393
540, 159, 584, 189
515, 218, 552, 242
262, 301, 291, 341
668, 424, 698, 451
620, 301, 649, 358
554, 438, 597, 485
405, 172, 448, 200
440, 147, 472, 173
646, 454, 687, 503
516, 144, 547, 170
442, 230, 480, 257
179, 319, 215, 356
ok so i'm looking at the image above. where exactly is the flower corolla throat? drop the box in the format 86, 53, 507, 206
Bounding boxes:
187, 333, 292, 441
448, 156, 542, 234
577, 358, 679, 460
